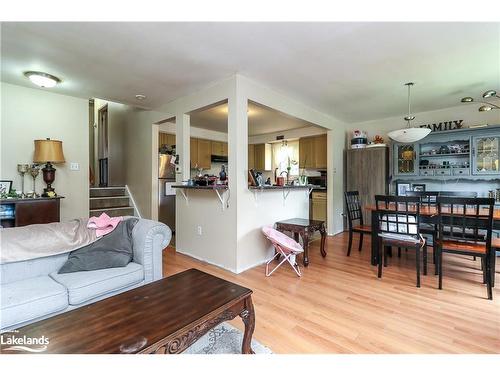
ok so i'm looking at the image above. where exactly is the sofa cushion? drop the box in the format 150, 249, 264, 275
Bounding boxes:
50, 262, 144, 305
1, 276, 68, 329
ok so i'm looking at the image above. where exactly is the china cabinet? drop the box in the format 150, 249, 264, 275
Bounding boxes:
392, 125, 500, 181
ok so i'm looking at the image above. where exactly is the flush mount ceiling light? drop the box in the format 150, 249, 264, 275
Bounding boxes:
24, 71, 61, 88
388, 82, 431, 144
135, 94, 146, 100
460, 89, 500, 112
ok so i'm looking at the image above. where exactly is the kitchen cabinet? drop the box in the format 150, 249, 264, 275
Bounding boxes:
346, 147, 389, 225
190, 138, 211, 170
159, 133, 176, 148
311, 191, 327, 222
211, 141, 228, 157
248, 144, 255, 169
190, 138, 198, 169
299, 134, 327, 169
253, 143, 272, 171
314, 135, 327, 169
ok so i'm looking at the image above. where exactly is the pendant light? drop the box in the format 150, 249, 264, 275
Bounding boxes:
460, 89, 500, 112
388, 82, 431, 143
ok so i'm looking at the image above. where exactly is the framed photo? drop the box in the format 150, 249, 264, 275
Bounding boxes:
412, 183, 426, 192
0, 180, 13, 195
396, 182, 411, 196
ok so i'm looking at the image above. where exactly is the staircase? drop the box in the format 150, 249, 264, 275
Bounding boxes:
89, 186, 135, 217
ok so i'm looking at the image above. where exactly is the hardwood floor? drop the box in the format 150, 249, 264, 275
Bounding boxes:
162, 233, 500, 354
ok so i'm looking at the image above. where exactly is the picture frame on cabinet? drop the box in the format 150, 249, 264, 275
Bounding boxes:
396, 182, 411, 196
412, 183, 426, 192
0, 180, 13, 196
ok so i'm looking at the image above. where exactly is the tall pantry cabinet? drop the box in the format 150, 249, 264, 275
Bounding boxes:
346, 147, 389, 225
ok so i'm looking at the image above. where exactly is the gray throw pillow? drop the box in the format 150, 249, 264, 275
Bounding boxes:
58, 218, 138, 274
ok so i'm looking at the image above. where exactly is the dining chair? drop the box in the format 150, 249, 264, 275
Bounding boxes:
406, 191, 439, 272
435, 197, 495, 299
344, 191, 372, 256
375, 195, 427, 287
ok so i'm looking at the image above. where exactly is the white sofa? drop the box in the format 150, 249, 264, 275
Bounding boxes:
0, 218, 171, 331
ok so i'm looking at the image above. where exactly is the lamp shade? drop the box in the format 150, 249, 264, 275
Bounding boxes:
387, 127, 431, 143
33, 139, 65, 163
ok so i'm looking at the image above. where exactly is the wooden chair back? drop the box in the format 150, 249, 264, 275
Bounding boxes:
375, 195, 421, 239
436, 197, 494, 247
344, 191, 364, 227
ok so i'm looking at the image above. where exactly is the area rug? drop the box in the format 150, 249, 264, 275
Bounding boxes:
183, 322, 272, 354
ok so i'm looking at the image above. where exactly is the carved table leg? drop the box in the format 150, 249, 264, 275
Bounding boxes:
319, 223, 327, 257
302, 230, 310, 267
240, 296, 255, 354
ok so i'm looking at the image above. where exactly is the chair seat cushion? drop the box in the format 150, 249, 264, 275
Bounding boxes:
50, 262, 144, 305
1, 276, 68, 329
353, 224, 372, 233
379, 232, 424, 246
437, 240, 486, 254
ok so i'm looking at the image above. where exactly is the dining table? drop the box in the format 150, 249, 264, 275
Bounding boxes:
365, 203, 500, 266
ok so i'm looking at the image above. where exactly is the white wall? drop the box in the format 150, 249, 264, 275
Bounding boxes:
0, 82, 89, 220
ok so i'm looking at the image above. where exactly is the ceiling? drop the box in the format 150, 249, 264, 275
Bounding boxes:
1, 22, 499, 123
190, 101, 319, 135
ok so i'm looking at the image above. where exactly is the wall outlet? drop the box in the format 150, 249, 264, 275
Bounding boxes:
197, 225, 202, 236
175, 165, 182, 174
70, 162, 80, 171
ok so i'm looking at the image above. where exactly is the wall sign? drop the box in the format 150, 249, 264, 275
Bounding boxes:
419, 120, 463, 132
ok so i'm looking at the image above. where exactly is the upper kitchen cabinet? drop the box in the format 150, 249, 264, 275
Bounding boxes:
190, 138, 212, 170
159, 132, 176, 148
248, 144, 255, 169
253, 143, 272, 171
299, 137, 314, 168
314, 134, 327, 169
299, 134, 327, 169
473, 134, 500, 175
211, 141, 228, 157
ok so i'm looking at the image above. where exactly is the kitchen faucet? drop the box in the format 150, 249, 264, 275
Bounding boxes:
280, 170, 289, 185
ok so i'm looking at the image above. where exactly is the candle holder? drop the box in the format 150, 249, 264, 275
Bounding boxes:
29, 164, 40, 198
17, 164, 30, 198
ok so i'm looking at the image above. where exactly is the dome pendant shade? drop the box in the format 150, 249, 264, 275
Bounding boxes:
388, 127, 432, 143
388, 82, 431, 143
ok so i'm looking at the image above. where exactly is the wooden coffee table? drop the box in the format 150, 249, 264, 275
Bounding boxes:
1, 269, 255, 354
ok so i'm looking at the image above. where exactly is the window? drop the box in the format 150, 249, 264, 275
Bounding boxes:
272, 140, 299, 176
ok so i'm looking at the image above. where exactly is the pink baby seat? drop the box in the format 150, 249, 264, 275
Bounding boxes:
262, 225, 304, 277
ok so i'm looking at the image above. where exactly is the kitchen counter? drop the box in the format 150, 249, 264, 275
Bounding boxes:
248, 184, 321, 190
172, 185, 228, 190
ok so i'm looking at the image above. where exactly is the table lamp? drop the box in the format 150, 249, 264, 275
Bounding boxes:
33, 138, 65, 197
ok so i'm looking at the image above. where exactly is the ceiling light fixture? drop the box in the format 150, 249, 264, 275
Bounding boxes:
460, 89, 499, 112
135, 94, 146, 100
388, 82, 431, 143
24, 71, 61, 88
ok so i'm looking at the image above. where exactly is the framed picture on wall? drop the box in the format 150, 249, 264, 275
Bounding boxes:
396, 182, 411, 196
412, 183, 426, 192
0, 180, 13, 196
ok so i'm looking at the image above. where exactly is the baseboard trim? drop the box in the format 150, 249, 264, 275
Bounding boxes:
175, 248, 237, 274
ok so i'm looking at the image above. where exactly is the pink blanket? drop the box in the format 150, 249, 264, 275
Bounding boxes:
87, 213, 123, 237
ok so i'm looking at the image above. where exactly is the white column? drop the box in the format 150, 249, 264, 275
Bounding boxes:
176, 113, 191, 182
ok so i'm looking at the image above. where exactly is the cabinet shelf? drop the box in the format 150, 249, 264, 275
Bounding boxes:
419, 152, 470, 158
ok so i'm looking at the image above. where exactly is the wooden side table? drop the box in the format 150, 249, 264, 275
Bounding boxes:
0, 197, 63, 228
275, 218, 327, 267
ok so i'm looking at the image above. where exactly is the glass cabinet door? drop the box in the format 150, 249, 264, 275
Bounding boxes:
473, 136, 500, 174
396, 144, 417, 175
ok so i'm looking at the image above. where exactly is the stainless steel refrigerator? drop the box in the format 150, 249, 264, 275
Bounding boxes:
158, 154, 176, 234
